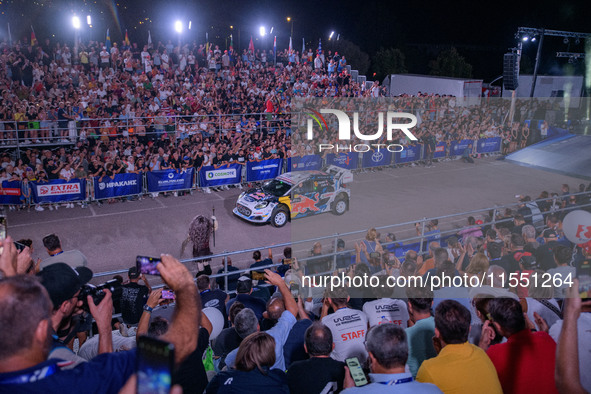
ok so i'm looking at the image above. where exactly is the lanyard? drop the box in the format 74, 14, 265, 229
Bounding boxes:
0, 364, 58, 385
379, 377, 413, 386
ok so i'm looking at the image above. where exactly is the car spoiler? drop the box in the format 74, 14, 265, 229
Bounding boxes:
322, 165, 354, 184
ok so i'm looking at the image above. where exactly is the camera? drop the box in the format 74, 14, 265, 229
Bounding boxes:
78, 279, 121, 311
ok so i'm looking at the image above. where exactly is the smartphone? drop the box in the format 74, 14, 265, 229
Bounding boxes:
290, 282, 300, 300
136, 336, 175, 394
578, 261, 591, 300
136, 256, 162, 276
14, 241, 26, 253
345, 357, 368, 387
162, 290, 175, 300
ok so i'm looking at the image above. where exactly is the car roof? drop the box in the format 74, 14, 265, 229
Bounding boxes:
276, 170, 327, 185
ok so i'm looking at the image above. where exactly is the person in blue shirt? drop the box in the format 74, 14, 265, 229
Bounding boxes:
341, 324, 442, 393
0, 254, 200, 394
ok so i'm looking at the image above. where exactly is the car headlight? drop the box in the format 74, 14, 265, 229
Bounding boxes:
238, 192, 245, 199
255, 201, 269, 209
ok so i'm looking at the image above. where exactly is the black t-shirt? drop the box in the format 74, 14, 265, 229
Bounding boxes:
170, 157, 183, 170
212, 327, 242, 358
287, 357, 346, 394
45, 164, 59, 180
200, 289, 228, 321
193, 155, 204, 169
206, 368, 289, 394
174, 327, 209, 394
119, 282, 150, 325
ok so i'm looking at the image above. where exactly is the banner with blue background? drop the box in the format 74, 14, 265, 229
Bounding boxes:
31, 179, 86, 203
325, 152, 358, 170
94, 173, 142, 199
0, 181, 22, 205
395, 145, 421, 164
476, 137, 501, 153
362, 150, 393, 168
246, 159, 283, 182
199, 164, 242, 187
288, 155, 323, 172
147, 168, 194, 192
450, 139, 474, 156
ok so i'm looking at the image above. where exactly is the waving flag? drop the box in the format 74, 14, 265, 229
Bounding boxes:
124, 30, 130, 46
248, 36, 255, 54
229, 34, 234, 51
302, 37, 305, 55
273, 36, 277, 59
318, 38, 322, 53
30, 26, 37, 46
289, 36, 292, 52
106, 28, 111, 51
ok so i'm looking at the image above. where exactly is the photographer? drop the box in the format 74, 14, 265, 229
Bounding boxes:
36, 262, 112, 367
0, 254, 200, 392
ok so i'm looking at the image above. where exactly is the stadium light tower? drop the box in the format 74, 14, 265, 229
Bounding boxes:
259, 26, 266, 37
72, 16, 81, 30
174, 20, 183, 33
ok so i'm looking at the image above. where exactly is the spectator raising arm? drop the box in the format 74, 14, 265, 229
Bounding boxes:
136, 288, 163, 340
264, 269, 297, 317
87, 289, 114, 355
157, 254, 201, 364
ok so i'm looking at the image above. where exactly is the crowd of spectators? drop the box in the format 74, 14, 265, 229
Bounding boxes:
0, 181, 589, 393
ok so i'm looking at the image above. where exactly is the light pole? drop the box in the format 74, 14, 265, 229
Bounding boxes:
174, 20, 183, 50
287, 17, 293, 39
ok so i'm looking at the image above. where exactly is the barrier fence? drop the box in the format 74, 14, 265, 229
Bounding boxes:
1, 137, 503, 206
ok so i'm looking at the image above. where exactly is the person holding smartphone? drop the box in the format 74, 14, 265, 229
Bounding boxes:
341, 324, 442, 393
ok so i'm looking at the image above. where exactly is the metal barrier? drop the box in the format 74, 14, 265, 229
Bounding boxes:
91, 191, 591, 285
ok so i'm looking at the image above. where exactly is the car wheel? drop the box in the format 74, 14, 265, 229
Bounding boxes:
332, 196, 348, 215
271, 206, 289, 227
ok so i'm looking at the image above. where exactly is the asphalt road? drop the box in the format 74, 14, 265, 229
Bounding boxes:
6, 157, 584, 281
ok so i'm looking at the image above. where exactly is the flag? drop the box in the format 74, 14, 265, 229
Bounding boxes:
148, 30, 152, 47
302, 37, 305, 55
248, 36, 254, 54
229, 34, 233, 51
273, 36, 276, 57
30, 26, 37, 46
205, 32, 209, 55
318, 38, 322, 53
7, 23, 12, 45
124, 30, 130, 46
106, 28, 111, 51
289, 36, 292, 52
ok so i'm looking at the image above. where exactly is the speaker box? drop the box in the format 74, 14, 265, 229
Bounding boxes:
503, 53, 519, 90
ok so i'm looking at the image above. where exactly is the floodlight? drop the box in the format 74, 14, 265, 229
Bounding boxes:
174, 20, 183, 33
72, 16, 81, 29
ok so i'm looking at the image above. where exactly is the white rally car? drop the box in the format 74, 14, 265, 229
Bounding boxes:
233, 165, 353, 227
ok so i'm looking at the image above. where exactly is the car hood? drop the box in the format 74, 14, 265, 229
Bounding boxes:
239, 188, 277, 204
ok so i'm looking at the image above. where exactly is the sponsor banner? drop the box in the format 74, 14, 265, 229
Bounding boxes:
146, 168, 194, 192
433, 142, 447, 158
476, 137, 501, 153
288, 155, 323, 172
31, 179, 86, 203
94, 173, 142, 199
0, 181, 22, 205
325, 152, 358, 170
362, 149, 393, 168
450, 139, 474, 156
246, 159, 283, 182
199, 164, 242, 187
394, 145, 421, 164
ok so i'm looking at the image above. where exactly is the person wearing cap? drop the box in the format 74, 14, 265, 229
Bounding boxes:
225, 276, 267, 321
515, 252, 537, 298
119, 266, 151, 326
0, 254, 200, 393
36, 262, 107, 368
39, 233, 88, 270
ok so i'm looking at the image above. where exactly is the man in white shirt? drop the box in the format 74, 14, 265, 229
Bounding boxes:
322, 287, 369, 364
363, 278, 409, 328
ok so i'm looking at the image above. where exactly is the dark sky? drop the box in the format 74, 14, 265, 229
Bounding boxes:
1, 0, 589, 79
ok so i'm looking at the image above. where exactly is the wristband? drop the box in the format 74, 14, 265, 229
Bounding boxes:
143, 305, 153, 313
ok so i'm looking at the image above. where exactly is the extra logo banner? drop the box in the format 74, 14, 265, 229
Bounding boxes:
31, 179, 86, 203
146, 169, 194, 192
0, 181, 22, 205
199, 164, 242, 187
246, 159, 283, 182
94, 173, 142, 199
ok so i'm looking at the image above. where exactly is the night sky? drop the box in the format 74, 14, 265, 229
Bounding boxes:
0, 0, 589, 80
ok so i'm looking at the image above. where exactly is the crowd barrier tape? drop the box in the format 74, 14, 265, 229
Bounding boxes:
433, 142, 447, 159
325, 152, 359, 170
450, 139, 475, 156
362, 149, 393, 168
146, 168, 194, 192
199, 164, 242, 187
31, 179, 87, 204
395, 145, 421, 164
0, 181, 22, 205
94, 173, 143, 199
287, 155, 323, 172
476, 137, 502, 154
246, 159, 283, 182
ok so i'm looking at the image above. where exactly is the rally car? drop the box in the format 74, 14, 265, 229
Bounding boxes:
233, 165, 353, 227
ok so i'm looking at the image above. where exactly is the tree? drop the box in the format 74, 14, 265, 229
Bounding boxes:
429, 47, 473, 78
372, 47, 407, 80
328, 39, 370, 75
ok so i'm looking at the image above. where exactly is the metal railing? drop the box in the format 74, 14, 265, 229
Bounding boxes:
91, 191, 591, 289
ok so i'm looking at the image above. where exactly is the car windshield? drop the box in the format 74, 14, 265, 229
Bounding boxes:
262, 179, 292, 197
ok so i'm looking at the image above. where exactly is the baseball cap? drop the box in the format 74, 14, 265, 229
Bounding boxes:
37, 263, 93, 308
128, 266, 140, 279
518, 253, 538, 269
236, 276, 253, 294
